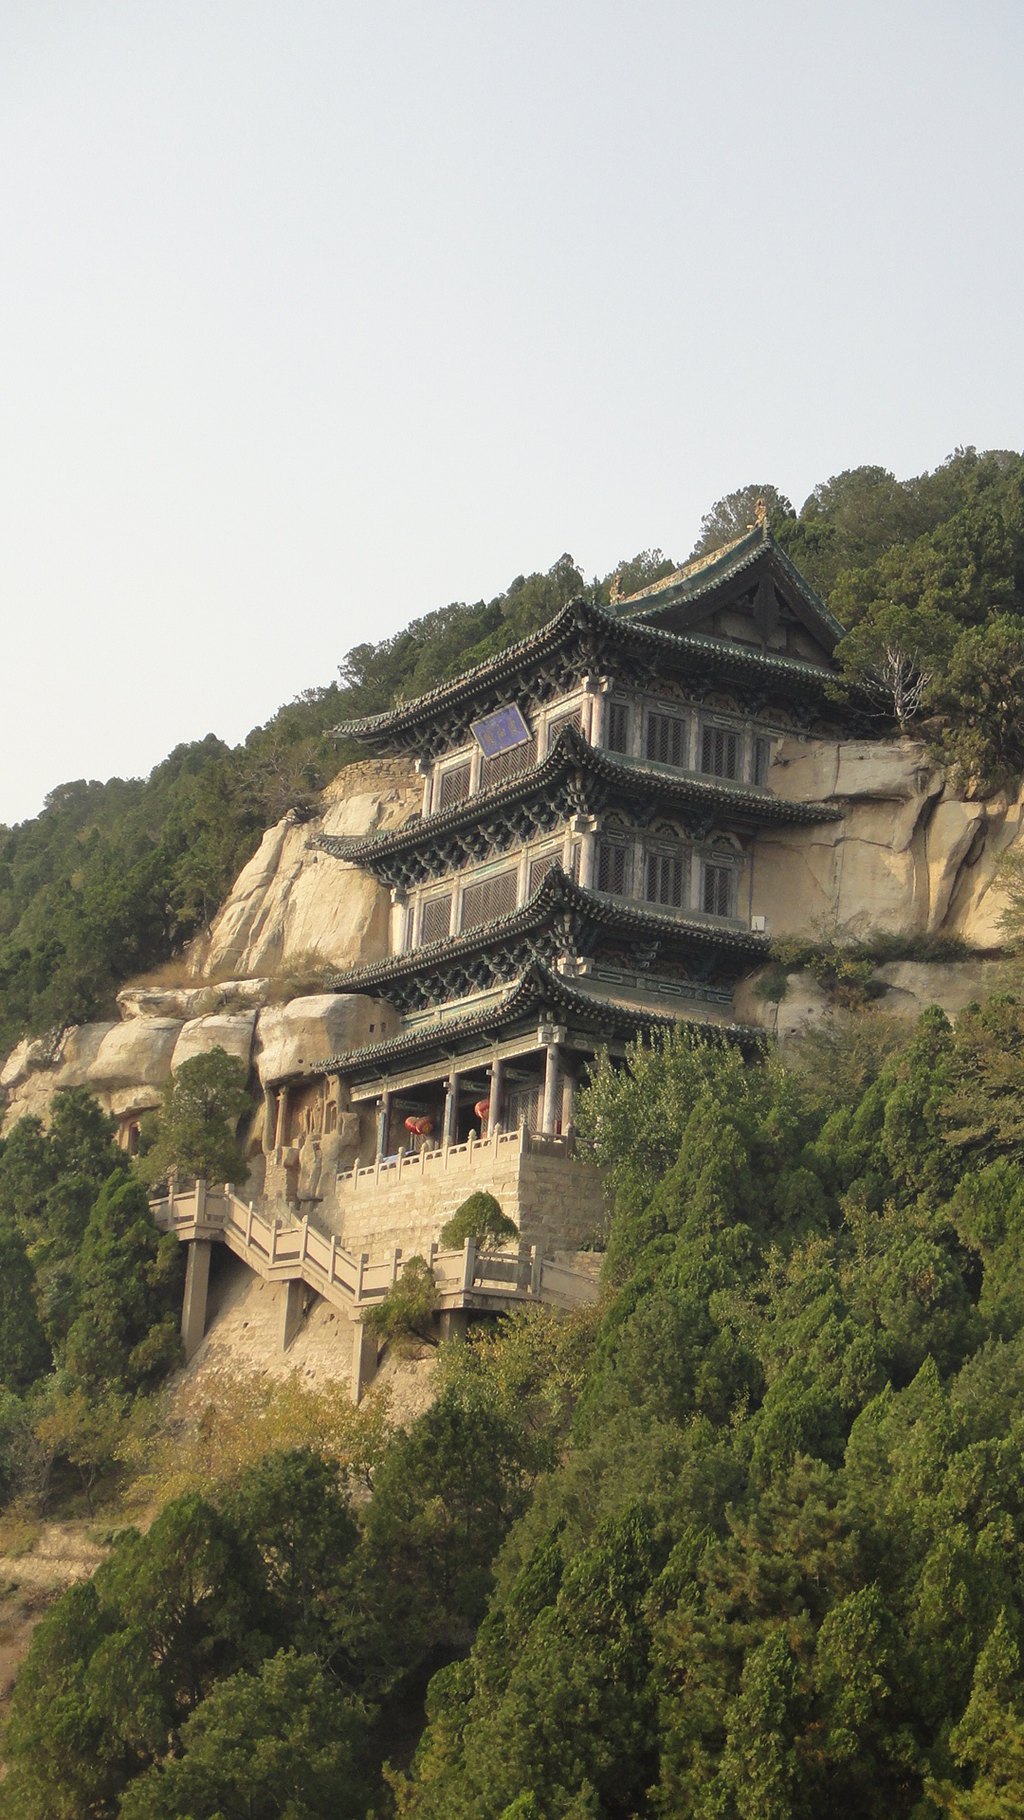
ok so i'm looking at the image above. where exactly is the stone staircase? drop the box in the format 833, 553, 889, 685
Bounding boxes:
150, 1182, 601, 1398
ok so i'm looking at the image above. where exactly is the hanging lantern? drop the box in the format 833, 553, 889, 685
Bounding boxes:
404, 1116, 420, 1134
474, 1099, 490, 1124
414, 1116, 434, 1137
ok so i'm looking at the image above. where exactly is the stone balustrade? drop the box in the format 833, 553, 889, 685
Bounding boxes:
150, 1179, 601, 1399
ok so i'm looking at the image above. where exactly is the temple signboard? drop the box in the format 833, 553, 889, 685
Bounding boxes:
471, 703, 531, 757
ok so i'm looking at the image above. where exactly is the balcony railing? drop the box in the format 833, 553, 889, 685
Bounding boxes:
339, 1124, 577, 1194
150, 1180, 598, 1312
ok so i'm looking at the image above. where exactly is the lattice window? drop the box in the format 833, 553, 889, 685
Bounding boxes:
645, 852, 685, 909
753, 735, 771, 786
481, 737, 535, 789
460, 870, 518, 931
646, 711, 687, 768
507, 1083, 540, 1133
702, 862, 735, 918
607, 700, 630, 753
700, 725, 739, 780
546, 704, 582, 753
420, 893, 453, 944
437, 761, 471, 808
528, 849, 561, 894
597, 841, 629, 896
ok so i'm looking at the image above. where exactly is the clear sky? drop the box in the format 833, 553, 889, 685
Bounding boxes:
2, 0, 1021, 826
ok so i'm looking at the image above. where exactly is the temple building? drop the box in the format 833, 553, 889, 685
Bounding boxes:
272, 519, 855, 1252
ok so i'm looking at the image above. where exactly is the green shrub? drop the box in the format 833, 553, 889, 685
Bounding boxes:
753, 964, 791, 1004
361, 1257, 439, 1350
440, 1192, 519, 1252
138, 1049, 251, 1190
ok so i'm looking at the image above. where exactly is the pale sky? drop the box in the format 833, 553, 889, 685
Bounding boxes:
2, 0, 1021, 827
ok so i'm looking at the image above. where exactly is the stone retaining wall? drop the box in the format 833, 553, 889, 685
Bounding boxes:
312, 1133, 610, 1259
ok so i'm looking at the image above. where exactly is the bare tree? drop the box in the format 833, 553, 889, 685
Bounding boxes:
861, 646, 932, 733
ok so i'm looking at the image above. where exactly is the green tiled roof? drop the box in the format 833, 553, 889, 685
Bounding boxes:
322, 866, 770, 997
620, 525, 846, 641
332, 594, 847, 747
311, 724, 840, 871
310, 959, 764, 1082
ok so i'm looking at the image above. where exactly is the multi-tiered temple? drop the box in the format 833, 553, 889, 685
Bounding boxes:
296, 523, 848, 1234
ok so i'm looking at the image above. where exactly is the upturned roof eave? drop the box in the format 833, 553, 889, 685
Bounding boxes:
311, 959, 764, 1080
331, 593, 848, 747
615, 526, 764, 604
310, 727, 842, 869
321, 866, 771, 998
620, 526, 845, 644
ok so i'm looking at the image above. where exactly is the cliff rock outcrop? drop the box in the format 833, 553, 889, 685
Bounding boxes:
735, 957, 1011, 1043
188, 758, 419, 980
0, 759, 419, 1134
756, 738, 1022, 947
253, 994, 399, 1087
4, 741, 1024, 1137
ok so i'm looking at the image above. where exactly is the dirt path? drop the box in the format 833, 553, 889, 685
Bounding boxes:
0, 1519, 109, 1714
0, 1257, 440, 1736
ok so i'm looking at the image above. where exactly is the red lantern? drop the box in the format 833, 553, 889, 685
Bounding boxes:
404, 1116, 420, 1134
474, 1099, 490, 1124
415, 1116, 434, 1137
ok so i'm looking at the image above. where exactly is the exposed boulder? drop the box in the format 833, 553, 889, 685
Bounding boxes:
0, 1036, 54, 1092
926, 801, 988, 930
873, 958, 1005, 1018
254, 993, 400, 1086
170, 1012, 258, 1076
117, 980, 269, 1021
189, 759, 419, 981
87, 1019, 182, 1093
735, 957, 1010, 1042
734, 969, 831, 1041
2, 1023, 118, 1130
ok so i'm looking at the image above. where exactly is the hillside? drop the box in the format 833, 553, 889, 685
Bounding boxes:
3, 446, 1024, 1817
5, 1010, 1024, 1815
3, 447, 1023, 1058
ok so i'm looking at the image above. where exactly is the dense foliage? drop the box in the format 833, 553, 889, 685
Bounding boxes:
4, 443, 1021, 1052
138, 1047, 252, 1190
2, 1312, 585, 1817
388, 1004, 1024, 1818
8, 1004, 1024, 1813
0, 1090, 182, 1507
438, 1189, 519, 1251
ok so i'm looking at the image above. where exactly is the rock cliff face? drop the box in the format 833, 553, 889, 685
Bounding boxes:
734, 958, 1011, 1044
0, 759, 418, 1134
755, 738, 1023, 948
253, 995, 400, 1088
0, 987, 266, 1131
188, 759, 419, 979
3, 740, 1024, 1137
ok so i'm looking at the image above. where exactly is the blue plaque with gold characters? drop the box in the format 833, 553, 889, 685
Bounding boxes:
470, 704, 531, 757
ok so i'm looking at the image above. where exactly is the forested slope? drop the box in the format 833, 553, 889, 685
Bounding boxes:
4, 444, 1024, 1815
3, 446, 1023, 1054
7, 1006, 1024, 1815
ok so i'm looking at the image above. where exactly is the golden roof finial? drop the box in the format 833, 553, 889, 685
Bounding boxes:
754, 496, 767, 529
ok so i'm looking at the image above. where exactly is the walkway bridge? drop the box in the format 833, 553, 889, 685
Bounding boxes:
150, 1182, 600, 1399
